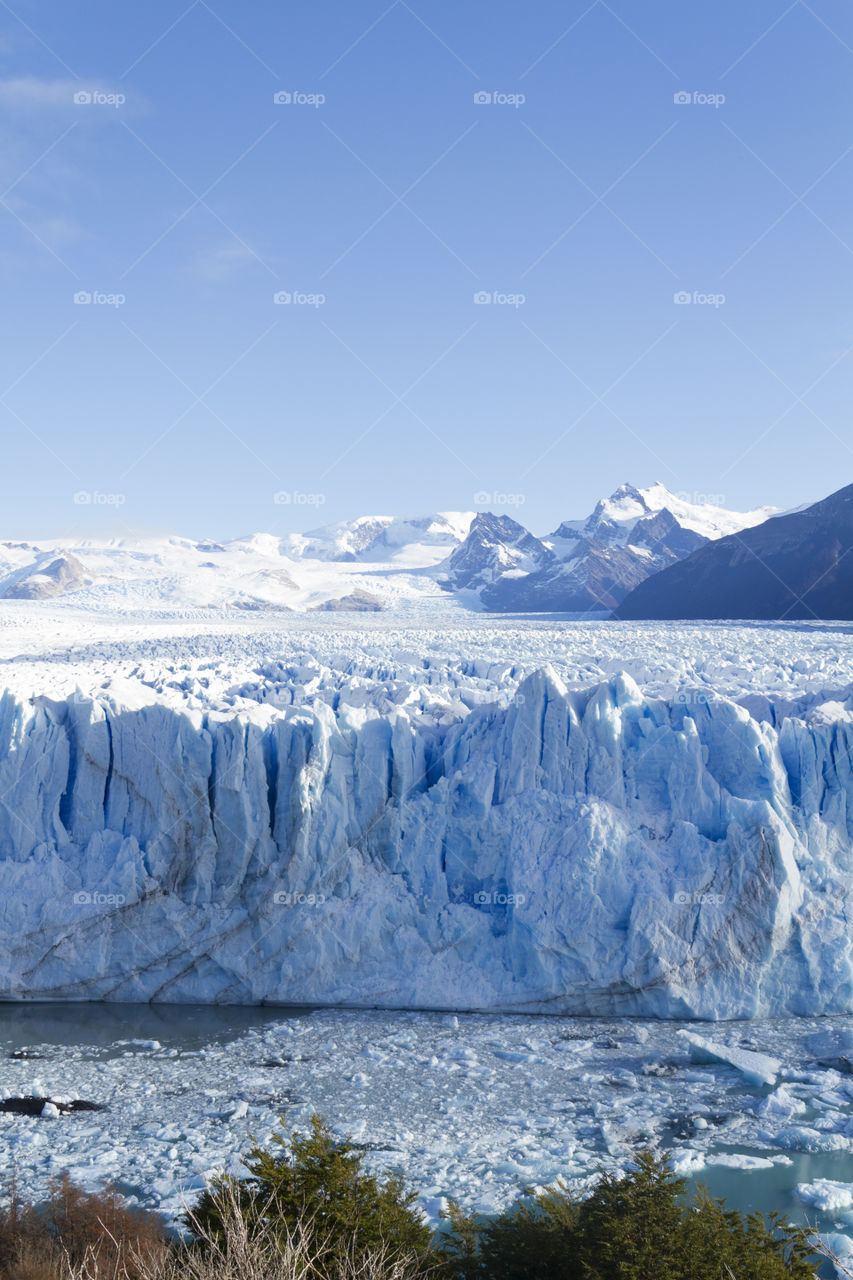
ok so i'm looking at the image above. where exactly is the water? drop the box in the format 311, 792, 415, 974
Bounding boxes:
1, 1002, 852, 1263
0, 1001, 312, 1052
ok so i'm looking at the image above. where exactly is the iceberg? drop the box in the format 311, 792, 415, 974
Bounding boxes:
676, 1031, 780, 1087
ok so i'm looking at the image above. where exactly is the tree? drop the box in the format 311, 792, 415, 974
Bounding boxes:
188, 1114, 433, 1275
439, 1149, 817, 1280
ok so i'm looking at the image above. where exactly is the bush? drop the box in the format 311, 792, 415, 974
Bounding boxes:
0, 1137, 829, 1280
439, 1150, 816, 1280
187, 1115, 434, 1277
0, 1172, 169, 1280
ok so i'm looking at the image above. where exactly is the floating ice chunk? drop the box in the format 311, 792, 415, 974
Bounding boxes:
797, 1181, 853, 1212
755, 1087, 807, 1119
706, 1152, 775, 1170
770, 1126, 850, 1153
677, 1031, 780, 1087
669, 1149, 706, 1175
40, 1102, 60, 1118
420, 1195, 448, 1223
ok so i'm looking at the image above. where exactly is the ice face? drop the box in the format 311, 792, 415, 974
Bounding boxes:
1, 615, 853, 1013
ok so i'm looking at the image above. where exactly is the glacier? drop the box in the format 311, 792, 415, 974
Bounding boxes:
2, 613, 853, 1017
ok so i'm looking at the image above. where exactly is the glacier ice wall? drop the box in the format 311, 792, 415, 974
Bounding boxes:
1, 668, 852, 1017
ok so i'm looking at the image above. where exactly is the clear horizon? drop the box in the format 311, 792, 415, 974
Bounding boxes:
2, 0, 851, 540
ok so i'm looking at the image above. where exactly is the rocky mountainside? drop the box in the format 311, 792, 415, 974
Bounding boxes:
0, 486, 777, 616
440, 484, 774, 613
613, 482, 853, 621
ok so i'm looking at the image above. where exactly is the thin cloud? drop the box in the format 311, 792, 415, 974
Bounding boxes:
0, 76, 141, 113
0, 76, 80, 108
191, 242, 269, 283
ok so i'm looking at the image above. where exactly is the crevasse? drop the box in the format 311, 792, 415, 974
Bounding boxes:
0, 668, 851, 1018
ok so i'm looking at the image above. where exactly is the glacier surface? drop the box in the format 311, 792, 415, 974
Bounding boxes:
1, 611, 853, 1016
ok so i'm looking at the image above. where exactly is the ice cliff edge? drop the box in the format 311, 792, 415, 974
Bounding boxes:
0, 667, 850, 1018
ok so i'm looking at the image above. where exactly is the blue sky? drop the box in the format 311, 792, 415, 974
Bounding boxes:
2, 0, 852, 538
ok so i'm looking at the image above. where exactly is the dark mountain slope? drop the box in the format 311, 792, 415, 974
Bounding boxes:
613, 484, 853, 621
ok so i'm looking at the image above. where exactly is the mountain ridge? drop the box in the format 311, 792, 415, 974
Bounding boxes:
0, 485, 778, 616
613, 481, 853, 621
440, 483, 775, 614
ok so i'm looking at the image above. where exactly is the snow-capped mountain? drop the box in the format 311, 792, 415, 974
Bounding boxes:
0, 487, 775, 616
440, 512, 552, 593
0, 514, 477, 615
614, 481, 853, 621
282, 512, 473, 564
440, 484, 776, 614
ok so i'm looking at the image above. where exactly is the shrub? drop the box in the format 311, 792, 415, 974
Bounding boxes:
439, 1150, 816, 1280
0, 1137, 827, 1280
187, 1115, 433, 1276
0, 1172, 169, 1280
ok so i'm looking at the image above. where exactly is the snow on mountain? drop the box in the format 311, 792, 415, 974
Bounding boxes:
0, 515, 476, 616
439, 513, 552, 593
282, 512, 474, 566
2, 552, 89, 600
443, 484, 776, 614
614, 481, 853, 621
2, 609, 853, 1016
0, 489, 778, 617
555, 482, 774, 546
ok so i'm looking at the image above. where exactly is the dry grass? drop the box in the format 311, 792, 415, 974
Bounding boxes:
0, 1173, 169, 1280
0, 1176, 431, 1280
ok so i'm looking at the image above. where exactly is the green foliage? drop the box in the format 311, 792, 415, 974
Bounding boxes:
438, 1149, 817, 1280
188, 1113, 433, 1273
679, 1188, 814, 1280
